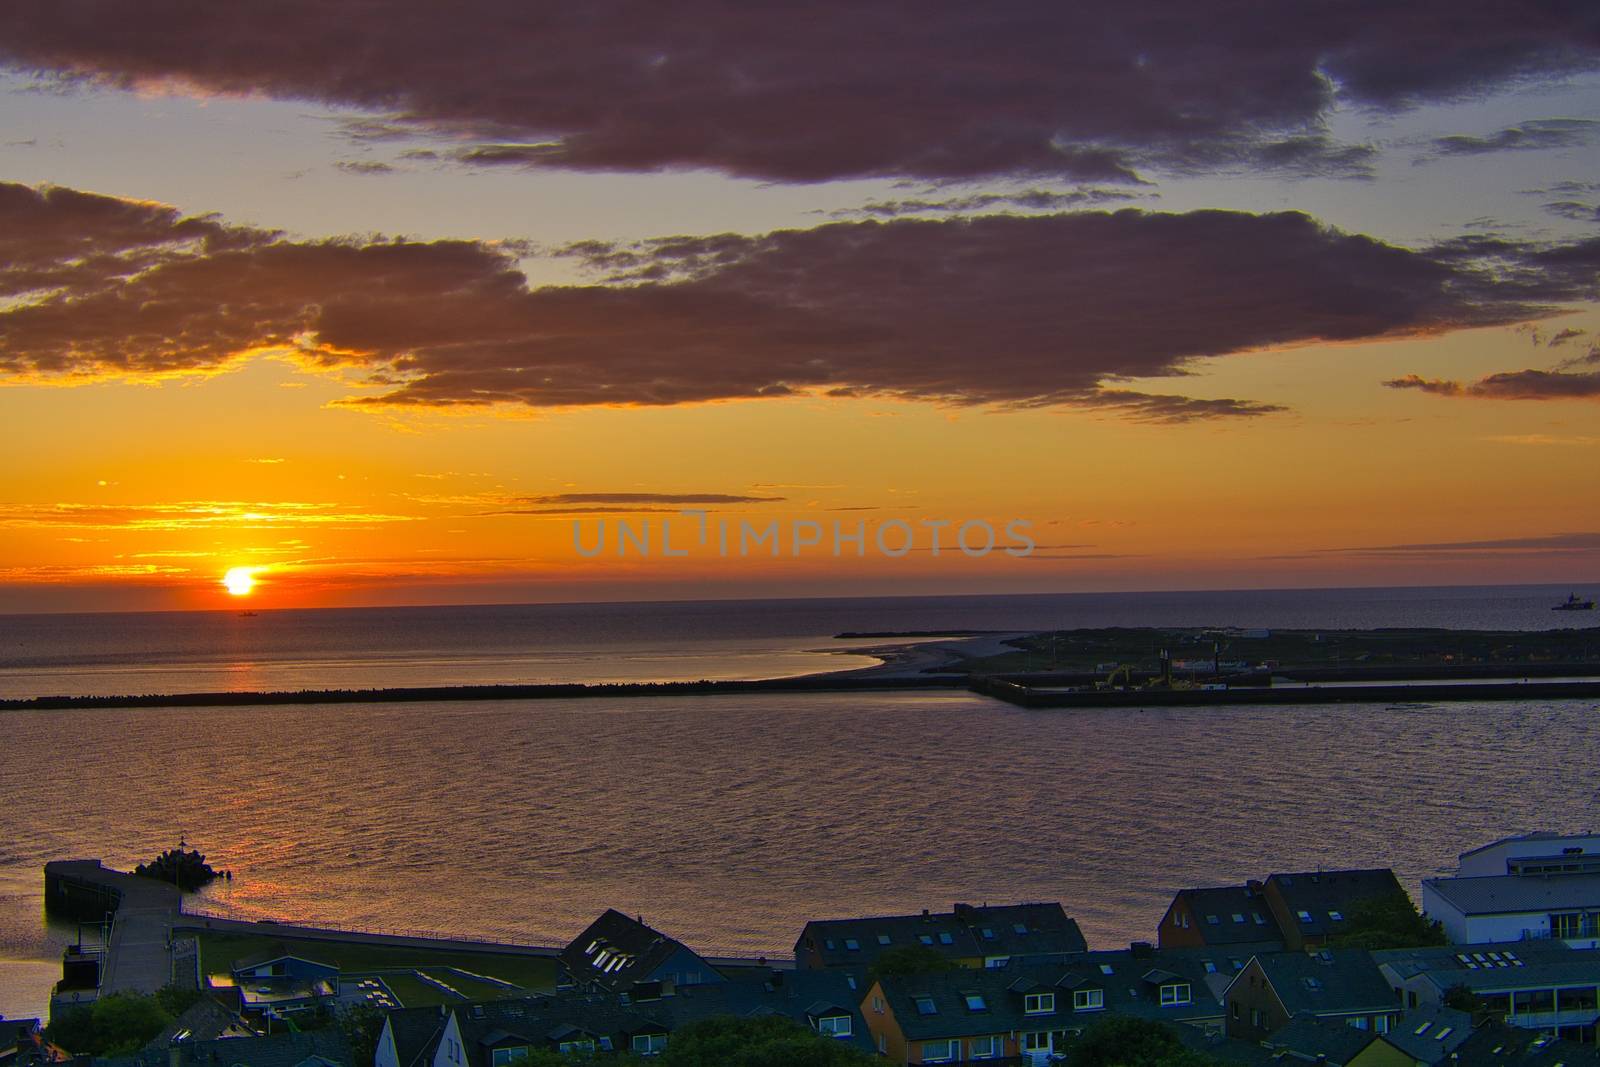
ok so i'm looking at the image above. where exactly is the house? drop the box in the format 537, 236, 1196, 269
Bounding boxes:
1423, 874, 1600, 948
143, 997, 256, 1048
218, 947, 342, 1019
1374, 941, 1600, 1045
1159, 883, 1286, 954
795, 902, 1086, 972
0, 1019, 67, 1067
1259, 1015, 1404, 1066
1223, 950, 1400, 1041
1457, 833, 1600, 877
1450, 1020, 1600, 1065
376, 1007, 448, 1067
1261, 870, 1405, 951
559, 909, 725, 994
862, 949, 1222, 1063
94, 1030, 348, 1067
429, 970, 872, 1065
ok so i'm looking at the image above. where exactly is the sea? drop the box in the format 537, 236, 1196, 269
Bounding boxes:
1, 583, 1597, 1020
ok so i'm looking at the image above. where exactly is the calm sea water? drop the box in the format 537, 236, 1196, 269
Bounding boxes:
1, 585, 1597, 1019
0, 584, 1594, 699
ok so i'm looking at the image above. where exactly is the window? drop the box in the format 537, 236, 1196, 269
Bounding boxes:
846, 975, 856, 990
1160, 983, 1192, 1006
1231, 1003, 1240, 1020
1203, 961, 1217, 974
1434, 1027, 1453, 1041
964, 993, 988, 1012
872, 995, 884, 1014
1253, 913, 1266, 925
824, 939, 836, 950
1297, 910, 1313, 923
817, 1015, 852, 1037
1205, 914, 1219, 925
630, 1034, 667, 1055
844, 938, 860, 951
1229, 958, 1243, 971
938, 932, 954, 945
1349, 1017, 1368, 1030
915, 996, 939, 1016
877, 934, 891, 945
1013, 923, 1029, 934
491, 1049, 531, 1067
1231, 913, 1245, 924
970, 1035, 999, 1060
1374, 1017, 1390, 1035
1024, 992, 1055, 1015
921, 1039, 958, 1063
1328, 910, 1344, 922
984, 956, 1009, 968
1073, 989, 1104, 1011
981, 927, 995, 940
1021, 1032, 1051, 1052
1099, 964, 1115, 976
919, 934, 934, 946
878, 1035, 886, 1054
557, 1040, 595, 1055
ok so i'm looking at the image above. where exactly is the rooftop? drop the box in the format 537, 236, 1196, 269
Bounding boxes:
1424, 873, 1600, 914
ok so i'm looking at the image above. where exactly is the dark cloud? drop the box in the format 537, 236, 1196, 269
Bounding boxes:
1385, 369, 1600, 399
1545, 200, 1600, 222
1430, 118, 1600, 157
1329, 532, 1600, 553
1, 2, 1596, 182
7, 181, 1600, 416
836, 188, 1144, 219
521, 493, 784, 505
333, 160, 396, 175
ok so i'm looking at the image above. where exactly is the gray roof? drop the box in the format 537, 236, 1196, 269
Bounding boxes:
878, 950, 1222, 1043
381, 1007, 447, 1067
1382, 1005, 1475, 1063
97, 1030, 348, 1067
1170, 886, 1286, 947
1424, 873, 1600, 914
447, 970, 874, 1062
1372, 939, 1574, 981
230, 945, 337, 975
1427, 953, 1600, 995
1264, 1015, 1377, 1065
1241, 950, 1397, 1018
144, 998, 252, 1049
558, 909, 718, 993
796, 902, 1085, 969
1454, 1021, 1600, 1066
1460, 831, 1577, 859
1266, 869, 1403, 940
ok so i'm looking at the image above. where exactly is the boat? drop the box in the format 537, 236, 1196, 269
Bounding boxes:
1553, 593, 1595, 611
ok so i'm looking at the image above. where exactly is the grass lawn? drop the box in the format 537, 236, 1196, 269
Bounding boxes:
193, 930, 560, 993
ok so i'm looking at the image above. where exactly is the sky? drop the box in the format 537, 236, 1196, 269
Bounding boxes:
1, 2, 1598, 613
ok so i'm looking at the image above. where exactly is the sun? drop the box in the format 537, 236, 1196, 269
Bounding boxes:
222, 567, 257, 597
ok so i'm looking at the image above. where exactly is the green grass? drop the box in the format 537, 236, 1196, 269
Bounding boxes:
192, 931, 560, 993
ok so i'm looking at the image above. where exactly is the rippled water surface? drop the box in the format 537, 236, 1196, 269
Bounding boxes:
3, 689, 1598, 1018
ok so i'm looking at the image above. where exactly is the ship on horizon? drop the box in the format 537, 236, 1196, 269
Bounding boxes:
1553, 592, 1595, 611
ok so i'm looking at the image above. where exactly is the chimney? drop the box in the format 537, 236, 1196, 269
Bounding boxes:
921, 909, 931, 921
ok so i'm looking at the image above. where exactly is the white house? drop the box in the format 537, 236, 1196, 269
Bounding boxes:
1457, 832, 1600, 878
1423, 874, 1600, 947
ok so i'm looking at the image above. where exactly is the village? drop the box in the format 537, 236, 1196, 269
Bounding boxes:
4, 832, 1598, 1067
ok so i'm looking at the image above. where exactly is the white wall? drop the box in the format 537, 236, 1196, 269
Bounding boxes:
1459, 834, 1600, 876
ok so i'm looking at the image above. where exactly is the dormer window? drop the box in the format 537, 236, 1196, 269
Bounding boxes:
919, 934, 934, 946
817, 1014, 853, 1037
981, 928, 995, 940
1231, 913, 1244, 923
1159, 983, 1192, 1006
1013, 923, 1028, 935
1328, 910, 1344, 922
1073, 989, 1104, 1011
1098, 964, 1114, 976
1024, 992, 1055, 1015
1205, 914, 1219, 925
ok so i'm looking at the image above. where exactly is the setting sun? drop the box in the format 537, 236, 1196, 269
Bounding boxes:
222, 567, 257, 597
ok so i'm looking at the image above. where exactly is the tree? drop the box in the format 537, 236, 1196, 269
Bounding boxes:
1326, 892, 1446, 950
337, 1003, 387, 1067
864, 944, 956, 987
1442, 984, 1487, 1016
45, 990, 174, 1057
657, 1015, 874, 1067
1064, 1017, 1220, 1067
